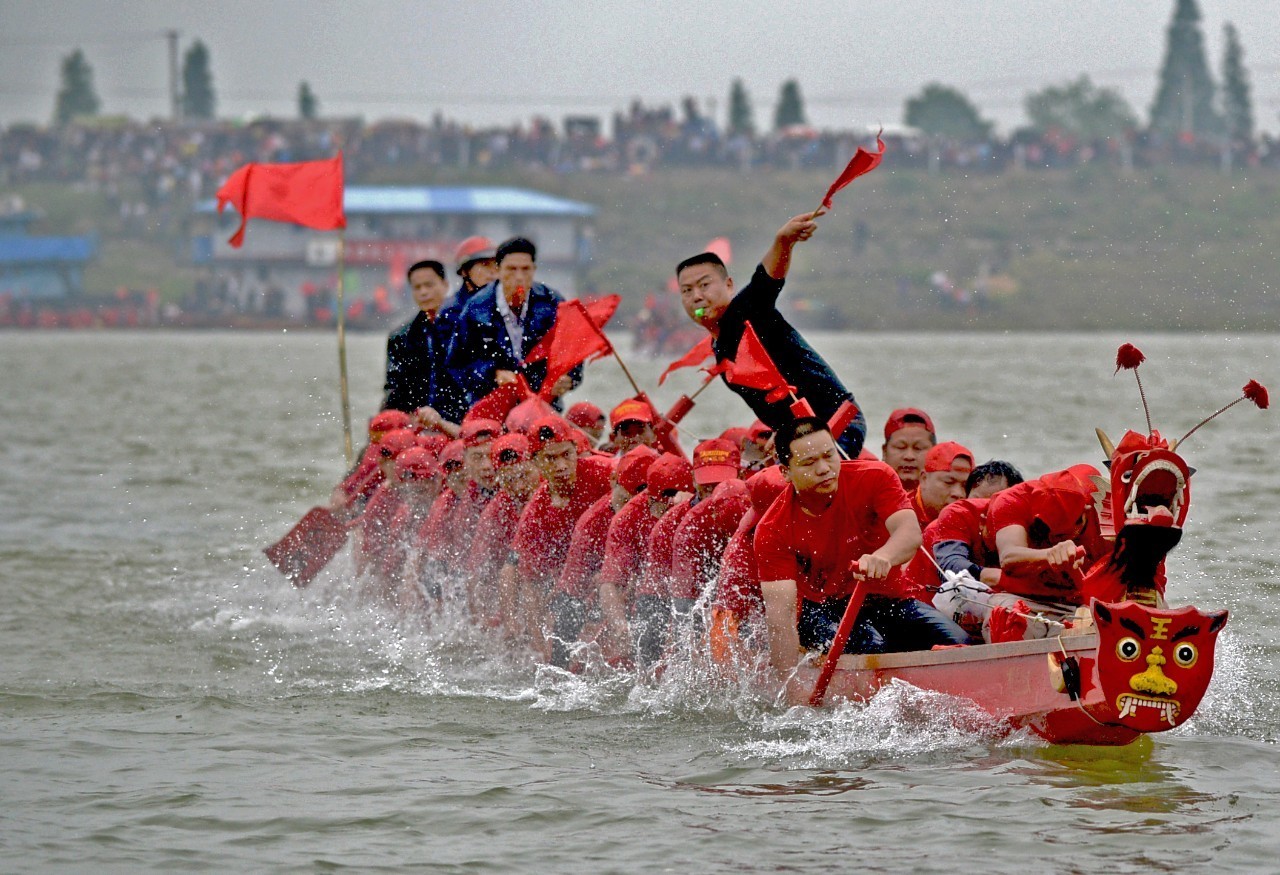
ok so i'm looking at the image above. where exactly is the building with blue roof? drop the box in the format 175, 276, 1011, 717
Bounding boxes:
0, 209, 97, 301
192, 185, 596, 320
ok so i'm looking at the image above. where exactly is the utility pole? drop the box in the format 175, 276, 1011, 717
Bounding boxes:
166, 30, 181, 120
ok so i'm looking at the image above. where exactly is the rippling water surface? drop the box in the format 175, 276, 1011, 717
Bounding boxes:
3, 330, 1277, 873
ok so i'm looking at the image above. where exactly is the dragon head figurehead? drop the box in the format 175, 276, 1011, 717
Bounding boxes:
1092, 428, 1192, 537
1085, 599, 1228, 733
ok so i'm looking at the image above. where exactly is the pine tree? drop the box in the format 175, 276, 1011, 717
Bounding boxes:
773, 79, 806, 130
728, 78, 754, 136
53, 49, 100, 124
1220, 23, 1252, 144
182, 40, 216, 120
1149, 0, 1220, 138
298, 81, 319, 120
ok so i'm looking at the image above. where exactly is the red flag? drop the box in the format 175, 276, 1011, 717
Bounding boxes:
526, 294, 621, 364
539, 300, 614, 399
704, 237, 732, 266
658, 335, 715, 385
820, 131, 886, 211
216, 152, 346, 248
722, 322, 794, 404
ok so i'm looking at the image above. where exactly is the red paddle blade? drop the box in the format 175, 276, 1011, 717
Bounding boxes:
263, 506, 349, 587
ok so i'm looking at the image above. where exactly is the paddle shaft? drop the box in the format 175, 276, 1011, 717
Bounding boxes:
808, 581, 870, 706
335, 230, 354, 465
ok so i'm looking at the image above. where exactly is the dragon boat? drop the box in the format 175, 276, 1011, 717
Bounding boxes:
780, 347, 1266, 746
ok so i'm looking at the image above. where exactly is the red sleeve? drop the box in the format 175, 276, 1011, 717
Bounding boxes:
556, 496, 614, 599
599, 497, 644, 587
715, 513, 763, 618
753, 498, 798, 583
987, 484, 1033, 535
513, 488, 548, 577
865, 461, 914, 524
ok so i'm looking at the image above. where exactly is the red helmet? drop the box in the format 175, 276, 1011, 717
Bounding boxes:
455, 236, 497, 275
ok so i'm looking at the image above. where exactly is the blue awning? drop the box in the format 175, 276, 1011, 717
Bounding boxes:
196, 185, 594, 218
0, 234, 97, 265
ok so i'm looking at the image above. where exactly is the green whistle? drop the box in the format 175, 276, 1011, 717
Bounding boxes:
694, 307, 706, 319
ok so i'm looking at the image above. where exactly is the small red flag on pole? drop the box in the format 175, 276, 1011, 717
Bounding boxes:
658, 335, 715, 385
526, 294, 621, 364
539, 300, 614, 398
812, 131, 886, 218
216, 152, 346, 247
720, 322, 795, 404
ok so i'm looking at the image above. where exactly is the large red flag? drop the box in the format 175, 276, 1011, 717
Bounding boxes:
539, 300, 614, 398
525, 294, 621, 364
658, 335, 714, 385
216, 152, 346, 248
720, 322, 794, 403
820, 131, 886, 211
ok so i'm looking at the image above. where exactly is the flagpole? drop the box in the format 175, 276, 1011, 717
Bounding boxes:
335, 229, 354, 465
610, 347, 645, 399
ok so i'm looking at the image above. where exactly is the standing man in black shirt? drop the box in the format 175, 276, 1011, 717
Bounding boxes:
675, 211, 868, 456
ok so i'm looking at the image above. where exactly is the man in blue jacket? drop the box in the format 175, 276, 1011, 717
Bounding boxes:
447, 237, 580, 406
383, 259, 467, 423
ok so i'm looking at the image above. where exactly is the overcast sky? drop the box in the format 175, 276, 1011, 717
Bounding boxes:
1, 0, 1276, 134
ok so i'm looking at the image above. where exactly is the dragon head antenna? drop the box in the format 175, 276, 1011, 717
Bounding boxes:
1114, 342, 1153, 435
1174, 380, 1270, 450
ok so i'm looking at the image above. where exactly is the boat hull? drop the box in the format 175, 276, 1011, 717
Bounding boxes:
788, 634, 1141, 746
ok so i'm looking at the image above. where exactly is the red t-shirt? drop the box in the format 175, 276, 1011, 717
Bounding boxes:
986, 476, 1109, 602
377, 499, 435, 580
636, 498, 692, 598
555, 493, 617, 600
598, 492, 661, 594
513, 455, 612, 582
465, 489, 526, 581
670, 479, 751, 600
713, 509, 764, 619
899, 497, 994, 600
754, 460, 914, 602
355, 482, 404, 574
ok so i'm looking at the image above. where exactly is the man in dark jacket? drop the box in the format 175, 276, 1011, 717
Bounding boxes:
383, 259, 467, 423
446, 236, 580, 406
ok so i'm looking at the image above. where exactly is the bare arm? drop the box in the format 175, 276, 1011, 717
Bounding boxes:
995, 525, 1085, 574
760, 210, 825, 280
854, 508, 922, 580
761, 579, 801, 672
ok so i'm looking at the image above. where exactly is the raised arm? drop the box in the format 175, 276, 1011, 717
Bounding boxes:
760, 209, 825, 280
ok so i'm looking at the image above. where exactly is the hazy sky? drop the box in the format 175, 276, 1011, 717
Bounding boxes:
1, 0, 1276, 134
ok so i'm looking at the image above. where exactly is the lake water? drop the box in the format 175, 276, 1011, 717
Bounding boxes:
2, 330, 1277, 873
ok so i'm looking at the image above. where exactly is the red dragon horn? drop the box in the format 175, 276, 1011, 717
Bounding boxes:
1174, 379, 1271, 449
1114, 343, 1153, 435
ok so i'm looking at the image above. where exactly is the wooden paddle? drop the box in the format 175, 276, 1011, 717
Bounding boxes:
263, 506, 349, 587
807, 580, 870, 707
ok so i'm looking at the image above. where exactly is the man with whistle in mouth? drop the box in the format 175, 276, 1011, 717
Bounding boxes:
675, 212, 869, 456
447, 236, 581, 410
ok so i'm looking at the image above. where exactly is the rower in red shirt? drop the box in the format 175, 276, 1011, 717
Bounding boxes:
331, 411, 415, 515
670, 438, 750, 607
709, 465, 790, 663
548, 445, 658, 667
503, 416, 612, 649
465, 433, 541, 622
754, 417, 970, 674
911, 441, 974, 527
880, 407, 936, 493
595, 453, 694, 662
379, 449, 444, 611
351, 429, 418, 575
408, 440, 469, 597
603, 398, 658, 455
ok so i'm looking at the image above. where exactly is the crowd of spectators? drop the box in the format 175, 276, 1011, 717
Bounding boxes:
6, 99, 1280, 209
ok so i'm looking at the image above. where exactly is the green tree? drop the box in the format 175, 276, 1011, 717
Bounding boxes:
904, 83, 992, 140
1220, 23, 1252, 143
182, 40, 216, 119
53, 49, 100, 124
1149, 0, 1220, 138
773, 79, 806, 130
298, 81, 319, 120
728, 78, 754, 136
1024, 76, 1137, 140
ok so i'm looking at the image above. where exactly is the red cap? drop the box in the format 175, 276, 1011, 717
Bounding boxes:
571, 430, 592, 454
745, 465, 789, 514
455, 235, 496, 274
370, 409, 413, 434
609, 398, 654, 429
528, 415, 577, 455
491, 433, 531, 468
719, 426, 749, 449
924, 441, 974, 473
616, 445, 660, 493
883, 407, 936, 441
394, 447, 441, 481
460, 418, 503, 448
377, 428, 418, 458
646, 453, 695, 496
692, 437, 741, 485
746, 419, 773, 442
566, 401, 605, 429
416, 432, 449, 457
440, 440, 466, 470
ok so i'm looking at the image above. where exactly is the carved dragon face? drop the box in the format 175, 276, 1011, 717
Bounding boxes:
1087, 599, 1227, 732
1094, 429, 1192, 537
